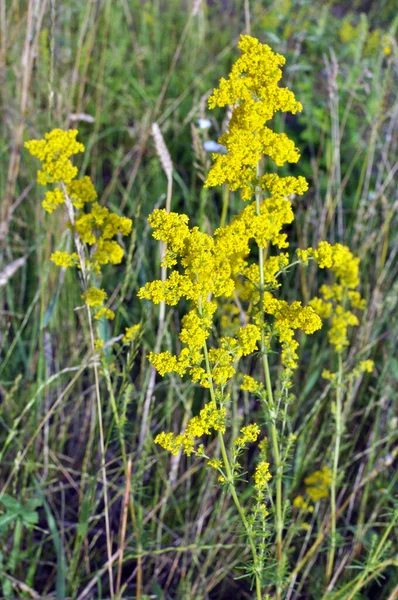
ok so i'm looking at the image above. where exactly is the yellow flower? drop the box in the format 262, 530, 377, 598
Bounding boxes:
123, 325, 140, 344
94, 339, 104, 351
83, 287, 107, 307
234, 423, 261, 446
240, 375, 262, 392
94, 307, 115, 321
155, 401, 226, 457
42, 188, 65, 213
207, 459, 223, 470
50, 251, 79, 268
25, 129, 84, 185
205, 35, 304, 201
293, 495, 314, 513
254, 461, 272, 490
304, 466, 332, 501
66, 176, 97, 208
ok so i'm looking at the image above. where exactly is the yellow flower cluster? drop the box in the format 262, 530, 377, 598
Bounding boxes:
299, 243, 366, 352
254, 461, 272, 490
260, 293, 322, 370
25, 129, 133, 322
123, 325, 140, 344
205, 35, 304, 201
42, 176, 97, 214
304, 466, 332, 502
293, 495, 314, 513
25, 129, 84, 185
234, 423, 261, 447
155, 401, 226, 456
240, 375, 263, 393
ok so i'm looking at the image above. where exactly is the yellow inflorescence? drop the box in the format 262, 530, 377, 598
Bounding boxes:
141, 37, 367, 513
304, 466, 332, 502
205, 35, 303, 201
254, 461, 272, 490
234, 423, 261, 447
25, 129, 84, 185
25, 128, 133, 322
155, 401, 226, 456
123, 325, 140, 344
83, 287, 107, 307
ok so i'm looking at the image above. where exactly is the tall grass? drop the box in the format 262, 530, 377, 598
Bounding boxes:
1, 1, 397, 598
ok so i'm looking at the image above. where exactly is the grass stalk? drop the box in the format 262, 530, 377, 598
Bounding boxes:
326, 352, 343, 582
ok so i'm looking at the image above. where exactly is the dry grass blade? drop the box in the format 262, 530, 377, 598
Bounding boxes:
0, 256, 26, 287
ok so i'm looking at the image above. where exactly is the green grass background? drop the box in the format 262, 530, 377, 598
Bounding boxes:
0, 0, 397, 598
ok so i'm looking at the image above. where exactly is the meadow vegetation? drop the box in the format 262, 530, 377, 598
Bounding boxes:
1, 1, 397, 599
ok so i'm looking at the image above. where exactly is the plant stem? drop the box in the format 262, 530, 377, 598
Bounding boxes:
326, 353, 343, 582
199, 308, 262, 600
255, 185, 283, 597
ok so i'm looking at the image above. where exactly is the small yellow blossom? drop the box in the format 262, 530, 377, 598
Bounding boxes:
25, 129, 84, 185
94, 307, 115, 321
42, 188, 65, 213
254, 461, 272, 490
240, 375, 262, 392
50, 251, 79, 268
293, 495, 314, 513
235, 423, 261, 446
207, 459, 223, 470
123, 325, 140, 344
67, 176, 97, 208
304, 466, 332, 501
94, 339, 104, 351
155, 401, 226, 457
84, 287, 107, 307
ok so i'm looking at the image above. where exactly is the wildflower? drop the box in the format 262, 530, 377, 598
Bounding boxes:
155, 402, 226, 457
83, 287, 107, 307
254, 461, 272, 490
50, 251, 80, 268
208, 459, 223, 470
94, 339, 104, 351
25, 129, 84, 185
241, 375, 262, 392
205, 36, 304, 201
94, 307, 115, 321
293, 495, 314, 513
235, 423, 261, 447
123, 325, 140, 344
304, 466, 332, 501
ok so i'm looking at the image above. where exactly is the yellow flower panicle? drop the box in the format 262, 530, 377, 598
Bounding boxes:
155, 401, 226, 456
123, 325, 140, 344
293, 495, 314, 513
304, 466, 332, 502
254, 461, 272, 490
25, 129, 84, 185
240, 374, 262, 392
26, 128, 133, 322
83, 287, 107, 307
234, 423, 261, 447
205, 35, 304, 201
299, 242, 366, 353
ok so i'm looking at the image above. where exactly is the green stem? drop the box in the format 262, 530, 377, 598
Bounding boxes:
255, 185, 283, 595
326, 353, 343, 582
220, 184, 230, 228
200, 308, 262, 600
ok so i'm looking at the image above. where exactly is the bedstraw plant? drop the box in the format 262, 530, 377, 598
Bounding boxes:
20, 30, 393, 600
138, 36, 373, 597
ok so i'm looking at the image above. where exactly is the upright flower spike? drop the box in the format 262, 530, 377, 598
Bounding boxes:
25, 128, 133, 321
205, 35, 306, 202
